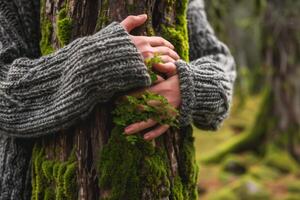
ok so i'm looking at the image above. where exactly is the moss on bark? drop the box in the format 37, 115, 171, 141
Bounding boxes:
31, 145, 77, 200
57, 7, 73, 47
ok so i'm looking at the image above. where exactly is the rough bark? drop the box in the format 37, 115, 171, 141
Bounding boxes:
32, 0, 197, 199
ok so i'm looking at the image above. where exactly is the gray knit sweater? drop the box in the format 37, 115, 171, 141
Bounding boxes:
0, 0, 236, 199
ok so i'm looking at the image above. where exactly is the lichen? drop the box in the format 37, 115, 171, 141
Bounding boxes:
31, 145, 77, 200
57, 7, 73, 47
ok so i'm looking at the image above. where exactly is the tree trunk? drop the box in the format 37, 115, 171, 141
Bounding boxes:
31, 0, 197, 200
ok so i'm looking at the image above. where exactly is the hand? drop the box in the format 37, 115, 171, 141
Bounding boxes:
120, 14, 179, 77
124, 75, 181, 141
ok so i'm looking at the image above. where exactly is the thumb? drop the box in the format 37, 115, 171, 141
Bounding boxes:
120, 14, 147, 33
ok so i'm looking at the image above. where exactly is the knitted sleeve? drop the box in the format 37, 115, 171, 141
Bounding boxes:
0, 12, 151, 138
176, 0, 236, 130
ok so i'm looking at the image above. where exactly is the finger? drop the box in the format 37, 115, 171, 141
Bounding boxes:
154, 75, 165, 84
153, 62, 177, 76
141, 51, 155, 60
147, 36, 174, 49
125, 119, 157, 134
120, 14, 147, 32
160, 55, 176, 63
147, 100, 161, 107
152, 46, 180, 60
144, 125, 170, 141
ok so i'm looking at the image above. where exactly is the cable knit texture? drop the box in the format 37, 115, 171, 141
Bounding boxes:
0, 0, 151, 198
0, 0, 236, 199
177, 0, 236, 130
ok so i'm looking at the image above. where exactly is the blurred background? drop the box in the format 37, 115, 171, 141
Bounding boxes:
195, 0, 300, 199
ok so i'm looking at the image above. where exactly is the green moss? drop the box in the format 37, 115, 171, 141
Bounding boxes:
287, 181, 300, 194
63, 162, 77, 199
160, 0, 189, 61
233, 177, 270, 200
178, 126, 199, 199
31, 145, 77, 200
249, 165, 280, 180
264, 146, 299, 174
57, 7, 73, 47
40, 0, 54, 55
171, 176, 184, 200
98, 126, 172, 199
207, 188, 238, 200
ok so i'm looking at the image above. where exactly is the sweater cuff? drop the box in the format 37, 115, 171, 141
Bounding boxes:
83, 22, 152, 95
175, 60, 195, 127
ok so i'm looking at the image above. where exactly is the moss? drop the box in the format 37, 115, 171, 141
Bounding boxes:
57, 7, 73, 47
207, 188, 238, 200
232, 177, 270, 200
31, 145, 78, 200
208, 177, 269, 200
171, 176, 184, 200
44, 188, 55, 200
248, 165, 280, 180
160, 0, 189, 61
40, 0, 54, 55
98, 126, 171, 200
63, 162, 77, 199
287, 181, 300, 194
178, 126, 199, 200
264, 145, 299, 174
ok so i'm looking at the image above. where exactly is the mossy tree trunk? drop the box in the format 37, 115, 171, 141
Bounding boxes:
32, 0, 197, 200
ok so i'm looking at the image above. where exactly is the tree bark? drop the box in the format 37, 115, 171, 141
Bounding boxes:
32, 0, 197, 200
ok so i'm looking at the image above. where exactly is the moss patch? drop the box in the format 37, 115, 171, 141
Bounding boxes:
57, 7, 73, 47
177, 126, 199, 199
160, 0, 189, 61
31, 145, 77, 200
264, 146, 300, 174
98, 126, 170, 200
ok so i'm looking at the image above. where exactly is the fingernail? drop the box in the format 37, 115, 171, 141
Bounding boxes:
144, 134, 150, 140
125, 125, 134, 134
138, 14, 147, 18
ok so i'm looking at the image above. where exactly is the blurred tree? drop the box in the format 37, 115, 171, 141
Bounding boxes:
203, 0, 300, 163
31, 0, 198, 199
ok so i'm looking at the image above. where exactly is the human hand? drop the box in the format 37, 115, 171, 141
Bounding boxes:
120, 14, 179, 77
124, 75, 181, 141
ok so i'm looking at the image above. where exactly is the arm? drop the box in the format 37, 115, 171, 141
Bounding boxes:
176, 0, 236, 130
0, 9, 151, 138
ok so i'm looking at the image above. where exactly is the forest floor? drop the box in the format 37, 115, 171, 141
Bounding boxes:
194, 94, 300, 200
